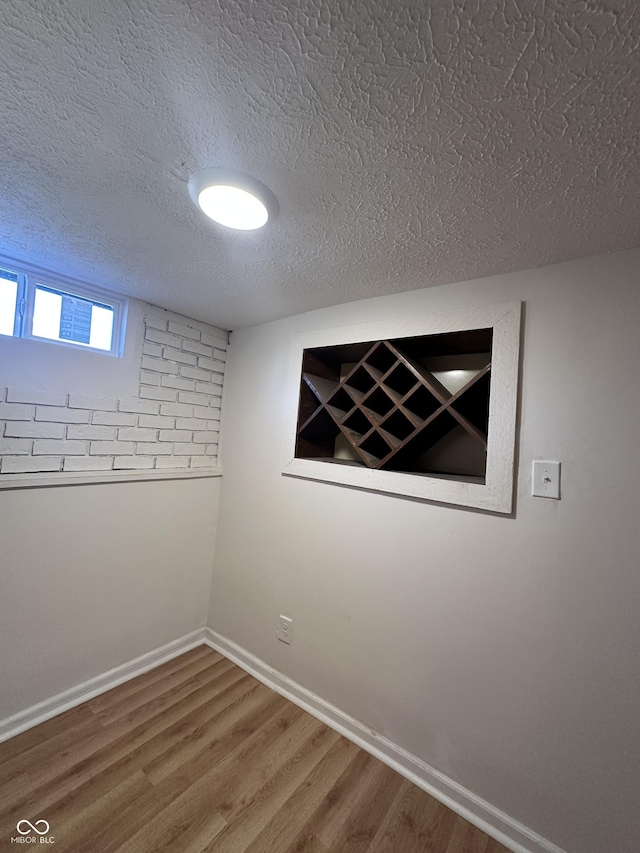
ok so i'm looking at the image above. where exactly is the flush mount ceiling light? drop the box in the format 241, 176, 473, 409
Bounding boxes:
188, 168, 279, 230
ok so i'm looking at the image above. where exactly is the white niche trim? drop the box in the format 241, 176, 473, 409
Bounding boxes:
282, 301, 521, 514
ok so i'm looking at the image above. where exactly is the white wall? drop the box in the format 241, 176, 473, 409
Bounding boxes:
0, 292, 227, 721
0, 476, 219, 719
209, 248, 640, 853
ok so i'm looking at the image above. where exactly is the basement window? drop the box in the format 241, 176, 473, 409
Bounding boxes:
0, 260, 126, 356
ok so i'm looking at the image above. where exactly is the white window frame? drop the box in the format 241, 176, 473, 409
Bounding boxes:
0, 255, 127, 357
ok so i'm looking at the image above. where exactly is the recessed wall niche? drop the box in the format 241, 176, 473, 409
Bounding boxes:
296, 329, 492, 483
283, 302, 521, 513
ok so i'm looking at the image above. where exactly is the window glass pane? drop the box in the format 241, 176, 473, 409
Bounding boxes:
0, 269, 19, 337
32, 287, 63, 340
32, 285, 114, 351
89, 304, 115, 350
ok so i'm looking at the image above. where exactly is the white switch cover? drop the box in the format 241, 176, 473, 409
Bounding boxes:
532, 460, 561, 499
277, 615, 293, 645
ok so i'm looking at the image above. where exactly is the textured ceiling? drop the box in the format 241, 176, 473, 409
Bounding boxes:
0, 1, 638, 329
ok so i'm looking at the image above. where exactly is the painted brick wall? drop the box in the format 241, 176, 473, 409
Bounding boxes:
0, 311, 228, 476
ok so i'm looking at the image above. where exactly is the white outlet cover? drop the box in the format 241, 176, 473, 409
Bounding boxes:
277, 615, 293, 645
532, 460, 561, 499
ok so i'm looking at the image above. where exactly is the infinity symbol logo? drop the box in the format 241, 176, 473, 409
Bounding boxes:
16, 819, 50, 835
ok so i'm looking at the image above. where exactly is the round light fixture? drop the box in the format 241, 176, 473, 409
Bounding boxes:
188, 168, 279, 230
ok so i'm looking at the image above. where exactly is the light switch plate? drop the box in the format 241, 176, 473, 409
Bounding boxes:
532, 460, 561, 499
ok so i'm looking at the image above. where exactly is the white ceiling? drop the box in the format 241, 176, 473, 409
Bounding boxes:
1, 1, 638, 330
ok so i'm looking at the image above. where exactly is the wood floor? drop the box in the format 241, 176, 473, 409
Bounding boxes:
0, 646, 511, 852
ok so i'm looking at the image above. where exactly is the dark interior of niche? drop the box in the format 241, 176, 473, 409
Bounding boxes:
295, 328, 493, 483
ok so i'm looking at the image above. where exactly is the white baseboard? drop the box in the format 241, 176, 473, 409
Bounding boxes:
0, 628, 207, 743
204, 628, 565, 853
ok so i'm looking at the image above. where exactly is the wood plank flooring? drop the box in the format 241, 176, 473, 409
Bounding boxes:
0, 646, 511, 852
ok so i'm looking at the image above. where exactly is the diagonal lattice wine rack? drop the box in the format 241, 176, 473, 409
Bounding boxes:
295, 334, 492, 474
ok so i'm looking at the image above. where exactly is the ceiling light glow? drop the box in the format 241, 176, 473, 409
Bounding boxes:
197, 185, 268, 230
188, 168, 278, 231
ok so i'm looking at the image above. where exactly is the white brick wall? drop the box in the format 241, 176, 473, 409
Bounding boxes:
0, 311, 227, 476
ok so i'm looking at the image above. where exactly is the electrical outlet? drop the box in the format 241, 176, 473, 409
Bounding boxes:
276, 615, 293, 645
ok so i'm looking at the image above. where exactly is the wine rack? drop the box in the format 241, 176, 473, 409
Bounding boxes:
295, 330, 492, 480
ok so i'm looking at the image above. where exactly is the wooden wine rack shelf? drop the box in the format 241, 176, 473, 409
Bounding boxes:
295, 337, 492, 474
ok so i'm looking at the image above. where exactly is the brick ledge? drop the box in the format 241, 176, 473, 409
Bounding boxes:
0, 466, 222, 490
